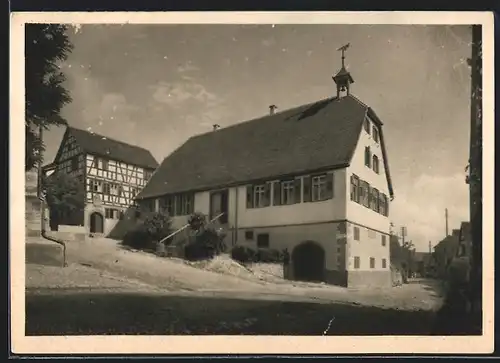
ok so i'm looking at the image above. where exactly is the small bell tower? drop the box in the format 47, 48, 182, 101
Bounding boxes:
332, 43, 355, 99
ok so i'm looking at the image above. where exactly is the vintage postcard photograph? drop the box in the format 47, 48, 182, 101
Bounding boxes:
10, 11, 494, 355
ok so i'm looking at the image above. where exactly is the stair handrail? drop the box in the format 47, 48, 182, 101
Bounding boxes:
158, 212, 226, 245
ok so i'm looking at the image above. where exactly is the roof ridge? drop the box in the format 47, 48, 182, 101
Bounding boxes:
68, 125, 153, 153
191, 96, 338, 139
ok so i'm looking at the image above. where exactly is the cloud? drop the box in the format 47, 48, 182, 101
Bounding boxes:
177, 61, 200, 73
391, 173, 469, 251
149, 80, 219, 109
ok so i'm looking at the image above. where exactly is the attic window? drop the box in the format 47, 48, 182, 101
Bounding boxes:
364, 119, 371, 134
372, 126, 380, 143
364, 147, 371, 167
372, 155, 380, 174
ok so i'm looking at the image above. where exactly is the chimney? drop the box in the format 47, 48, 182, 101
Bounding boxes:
212, 124, 220, 131
269, 105, 278, 115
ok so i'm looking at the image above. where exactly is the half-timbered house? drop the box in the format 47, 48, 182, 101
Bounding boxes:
135, 56, 396, 288
45, 126, 158, 236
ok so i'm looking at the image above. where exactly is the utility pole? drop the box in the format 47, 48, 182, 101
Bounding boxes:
445, 208, 449, 237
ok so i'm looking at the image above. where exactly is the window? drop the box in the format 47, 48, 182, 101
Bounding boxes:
103, 182, 111, 195
160, 195, 175, 215
372, 126, 380, 143
358, 181, 370, 208
382, 258, 387, 269
175, 193, 194, 216
130, 187, 138, 199
379, 193, 389, 216
350, 174, 359, 202
364, 147, 371, 167
371, 188, 379, 212
102, 159, 109, 171
257, 234, 270, 248
354, 256, 360, 269
89, 179, 102, 192
353, 226, 360, 241
281, 180, 295, 205
311, 175, 327, 201
245, 231, 254, 240
144, 170, 152, 181
253, 184, 267, 208
372, 155, 380, 174
381, 235, 387, 246
370, 257, 375, 269
363, 119, 370, 134
105, 208, 114, 219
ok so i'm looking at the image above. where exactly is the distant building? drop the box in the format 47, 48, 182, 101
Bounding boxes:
44, 126, 158, 236
433, 229, 460, 278
135, 51, 396, 288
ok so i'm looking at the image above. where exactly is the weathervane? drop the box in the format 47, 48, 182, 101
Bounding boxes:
337, 43, 350, 68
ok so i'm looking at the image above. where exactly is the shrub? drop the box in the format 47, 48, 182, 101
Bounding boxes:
256, 248, 282, 263
231, 245, 257, 264
121, 211, 173, 251
183, 213, 227, 261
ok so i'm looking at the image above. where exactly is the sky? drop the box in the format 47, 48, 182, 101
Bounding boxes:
42, 24, 473, 252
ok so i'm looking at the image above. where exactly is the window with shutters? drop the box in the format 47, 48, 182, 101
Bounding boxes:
382, 258, 387, 268
350, 174, 359, 202
372, 155, 380, 174
365, 146, 371, 167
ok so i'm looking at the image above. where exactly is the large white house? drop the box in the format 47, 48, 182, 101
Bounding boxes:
44, 126, 158, 236
135, 60, 395, 288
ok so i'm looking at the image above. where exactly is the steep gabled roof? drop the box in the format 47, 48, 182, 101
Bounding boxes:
55, 126, 159, 170
137, 94, 394, 199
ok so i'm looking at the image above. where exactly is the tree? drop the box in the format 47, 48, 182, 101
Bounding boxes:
25, 24, 73, 171
43, 172, 84, 227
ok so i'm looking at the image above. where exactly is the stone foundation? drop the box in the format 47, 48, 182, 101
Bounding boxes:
325, 269, 348, 287
347, 270, 392, 288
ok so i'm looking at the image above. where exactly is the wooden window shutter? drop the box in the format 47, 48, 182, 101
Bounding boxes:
246, 185, 254, 209
303, 176, 312, 202
264, 182, 271, 207
325, 172, 334, 199
294, 178, 302, 204
273, 181, 281, 206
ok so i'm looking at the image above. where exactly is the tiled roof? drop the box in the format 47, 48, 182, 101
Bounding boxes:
137, 94, 392, 199
67, 126, 159, 170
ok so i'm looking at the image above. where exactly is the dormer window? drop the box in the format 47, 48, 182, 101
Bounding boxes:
372, 155, 380, 174
364, 146, 371, 167
363, 119, 371, 134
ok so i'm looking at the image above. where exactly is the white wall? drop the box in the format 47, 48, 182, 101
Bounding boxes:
345, 117, 391, 234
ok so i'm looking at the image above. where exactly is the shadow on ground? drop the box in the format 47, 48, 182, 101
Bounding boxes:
26, 289, 456, 336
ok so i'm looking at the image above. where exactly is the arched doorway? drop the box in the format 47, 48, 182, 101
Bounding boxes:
292, 241, 325, 282
90, 212, 104, 234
